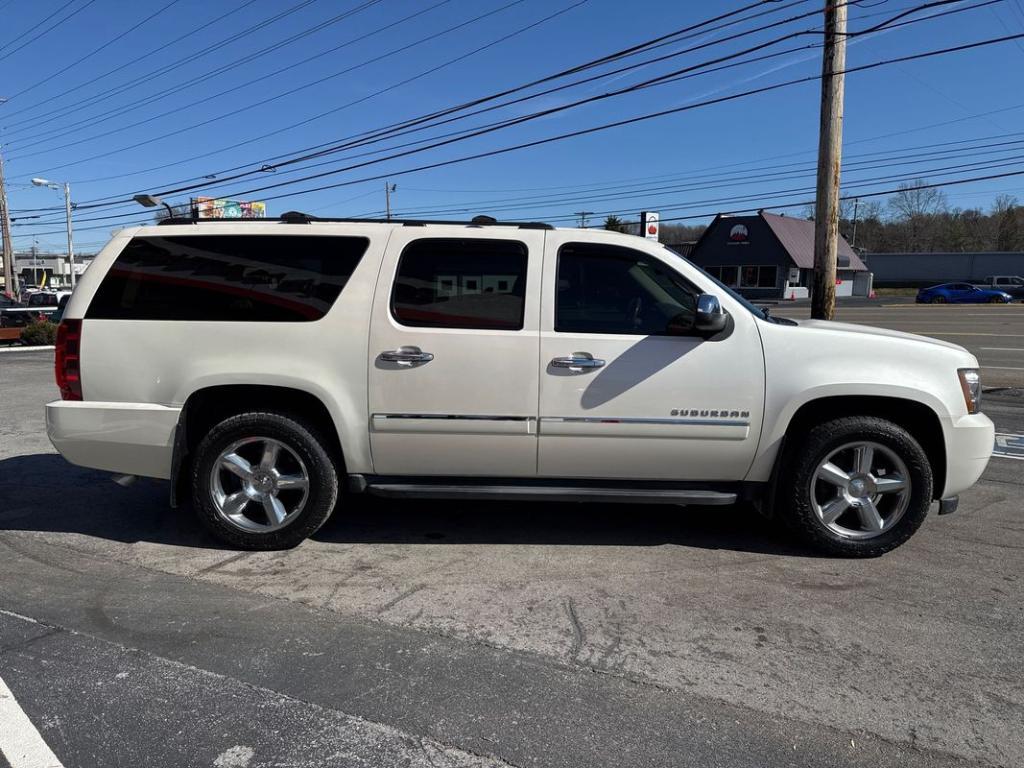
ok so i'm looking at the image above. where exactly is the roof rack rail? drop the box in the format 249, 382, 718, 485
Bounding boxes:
156, 211, 553, 230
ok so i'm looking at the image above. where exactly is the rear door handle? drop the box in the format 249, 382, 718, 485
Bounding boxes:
380, 346, 434, 365
550, 354, 605, 370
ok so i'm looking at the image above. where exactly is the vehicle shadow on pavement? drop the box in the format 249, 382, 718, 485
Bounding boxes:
0, 453, 810, 556
0, 453, 219, 549
317, 495, 813, 556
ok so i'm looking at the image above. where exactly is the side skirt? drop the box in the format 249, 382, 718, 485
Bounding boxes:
348, 475, 767, 506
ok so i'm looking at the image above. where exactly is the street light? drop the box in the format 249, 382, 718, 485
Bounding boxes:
133, 193, 175, 219
31, 176, 75, 290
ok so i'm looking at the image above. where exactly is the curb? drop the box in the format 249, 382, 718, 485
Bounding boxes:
0, 345, 54, 353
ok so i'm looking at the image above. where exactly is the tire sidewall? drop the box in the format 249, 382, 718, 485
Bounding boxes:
782, 416, 933, 557
191, 412, 339, 550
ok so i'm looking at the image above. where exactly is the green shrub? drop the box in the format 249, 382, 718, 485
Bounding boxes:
20, 319, 58, 346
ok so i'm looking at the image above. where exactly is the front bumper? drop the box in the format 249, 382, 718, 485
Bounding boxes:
942, 412, 995, 498
46, 400, 181, 480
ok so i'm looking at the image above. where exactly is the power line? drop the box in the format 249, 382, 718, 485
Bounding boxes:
0, 0, 78, 54
0, 0, 319, 126
14, 19, 1020, 230
16, 0, 839, 211
22, 0, 809, 196
2, 0, 394, 148
9, 0, 1002, 230
0, 0, 99, 63
15, 166, 1024, 240
74, 0, 991, 212
348, 140, 1024, 218
167, 31, 1024, 209
2, 0, 185, 103
0, 0, 263, 117
3, 0, 519, 156
14, 11, 831, 222
20, 30, 1024, 231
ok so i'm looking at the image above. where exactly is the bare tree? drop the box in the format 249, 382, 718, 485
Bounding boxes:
888, 180, 947, 220
993, 195, 1021, 252
886, 181, 948, 251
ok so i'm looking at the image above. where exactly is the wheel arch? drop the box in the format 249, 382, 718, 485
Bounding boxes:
170, 384, 346, 507
767, 395, 947, 506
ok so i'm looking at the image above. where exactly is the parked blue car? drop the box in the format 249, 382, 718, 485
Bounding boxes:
916, 283, 1013, 304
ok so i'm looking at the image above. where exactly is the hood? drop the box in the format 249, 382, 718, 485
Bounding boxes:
794, 318, 970, 353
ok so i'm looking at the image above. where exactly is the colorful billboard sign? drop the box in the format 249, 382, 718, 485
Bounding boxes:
194, 197, 267, 219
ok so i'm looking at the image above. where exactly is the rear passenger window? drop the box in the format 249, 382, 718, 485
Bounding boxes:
86, 235, 368, 322
391, 238, 527, 330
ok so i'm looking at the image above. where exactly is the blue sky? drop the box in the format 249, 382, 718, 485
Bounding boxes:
2, 0, 1023, 252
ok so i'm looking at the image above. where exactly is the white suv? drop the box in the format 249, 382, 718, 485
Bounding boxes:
46, 214, 994, 556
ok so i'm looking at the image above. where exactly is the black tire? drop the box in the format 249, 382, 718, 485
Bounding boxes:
190, 411, 339, 550
778, 416, 933, 557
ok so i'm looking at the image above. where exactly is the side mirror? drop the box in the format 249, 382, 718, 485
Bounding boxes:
694, 293, 728, 334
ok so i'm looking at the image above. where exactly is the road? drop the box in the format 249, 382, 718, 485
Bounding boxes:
0, 351, 1021, 768
772, 300, 1024, 388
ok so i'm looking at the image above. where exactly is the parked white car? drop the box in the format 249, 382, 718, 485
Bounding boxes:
47, 215, 993, 555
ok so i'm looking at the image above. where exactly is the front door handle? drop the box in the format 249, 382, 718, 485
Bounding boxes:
380, 346, 434, 365
550, 354, 605, 371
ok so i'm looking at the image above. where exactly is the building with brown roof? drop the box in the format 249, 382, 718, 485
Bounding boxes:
679, 211, 871, 300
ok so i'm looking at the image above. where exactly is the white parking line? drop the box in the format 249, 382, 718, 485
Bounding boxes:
980, 347, 1024, 352
0, 674, 64, 768
994, 433, 1024, 460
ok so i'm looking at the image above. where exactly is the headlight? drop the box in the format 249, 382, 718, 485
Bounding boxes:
958, 368, 981, 413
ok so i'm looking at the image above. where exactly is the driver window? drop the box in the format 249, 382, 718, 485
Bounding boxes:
556, 242, 698, 335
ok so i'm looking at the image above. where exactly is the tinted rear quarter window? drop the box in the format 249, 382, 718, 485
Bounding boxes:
87, 235, 368, 321
391, 238, 528, 330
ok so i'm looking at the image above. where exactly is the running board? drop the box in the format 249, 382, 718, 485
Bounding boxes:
360, 482, 737, 506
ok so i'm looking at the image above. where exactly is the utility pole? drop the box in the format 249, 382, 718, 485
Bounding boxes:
850, 196, 859, 249
574, 210, 594, 228
385, 182, 396, 221
32, 176, 75, 289
63, 181, 75, 289
810, 0, 847, 320
0, 149, 14, 296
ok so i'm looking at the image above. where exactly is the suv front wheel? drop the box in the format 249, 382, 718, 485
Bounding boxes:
780, 416, 933, 557
191, 411, 339, 550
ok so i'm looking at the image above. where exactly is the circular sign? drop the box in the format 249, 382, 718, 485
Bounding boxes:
729, 224, 749, 242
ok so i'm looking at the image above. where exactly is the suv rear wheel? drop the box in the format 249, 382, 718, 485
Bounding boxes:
780, 416, 933, 557
191, 411, 339, 549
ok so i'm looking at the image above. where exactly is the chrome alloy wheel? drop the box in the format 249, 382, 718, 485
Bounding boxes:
810, 441, 911, 540
209, 437, 309, 533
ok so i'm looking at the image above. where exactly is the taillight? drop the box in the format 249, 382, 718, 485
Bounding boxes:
55, 319, 82, 401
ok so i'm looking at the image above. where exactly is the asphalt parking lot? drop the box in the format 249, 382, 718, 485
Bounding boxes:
772, 299, 1024, 388
0, 350, 1022, 768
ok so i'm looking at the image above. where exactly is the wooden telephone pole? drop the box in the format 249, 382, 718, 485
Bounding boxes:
0, 149, 14, 295
811, 0, 848, 320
